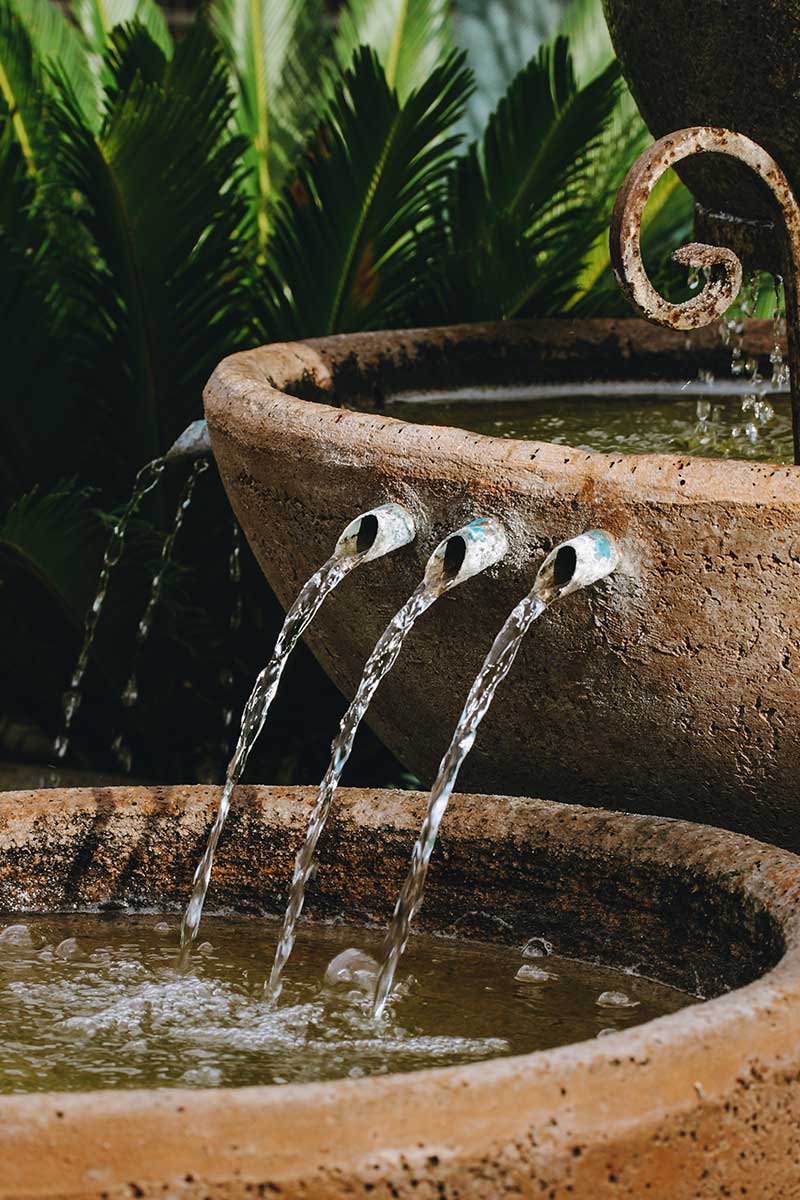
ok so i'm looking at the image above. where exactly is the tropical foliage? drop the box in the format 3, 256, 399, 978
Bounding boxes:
0, 0, 693, 783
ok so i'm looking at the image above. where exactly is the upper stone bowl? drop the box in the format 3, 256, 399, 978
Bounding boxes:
204, 317, 800, 852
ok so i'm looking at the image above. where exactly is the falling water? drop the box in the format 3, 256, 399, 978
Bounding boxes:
371, 530, 620, 1019
54, 458, 166, 760
266, 518, 509, 1001
178, 504, 416, 965
120, 458, 210, 716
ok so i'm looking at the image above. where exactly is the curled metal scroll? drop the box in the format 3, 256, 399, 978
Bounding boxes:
610, 126, 800, 463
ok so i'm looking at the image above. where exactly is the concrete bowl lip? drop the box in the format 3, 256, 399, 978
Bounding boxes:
205, 317, 800, 510
1, 785, 799, 1129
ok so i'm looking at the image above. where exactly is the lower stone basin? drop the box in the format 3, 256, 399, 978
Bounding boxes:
1, 785, 799, 1197
204, 317, 800, 852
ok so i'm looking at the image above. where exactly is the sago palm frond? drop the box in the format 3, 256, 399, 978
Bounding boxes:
557, 0, 614, 87
0, 484, 103, 631
8, 0, 99, 126
72, 0, 170, 60
437, 36, 621, 321
335, 0, 452, 100
260, 46, 472, 338
49, 21, 253, 471
209, 0, 331, 254
453, 0, 564, 137
0, 0, 49, 182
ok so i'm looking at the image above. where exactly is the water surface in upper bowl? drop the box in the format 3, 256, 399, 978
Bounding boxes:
0, 913, 695, 1093
361, 383, 793, 462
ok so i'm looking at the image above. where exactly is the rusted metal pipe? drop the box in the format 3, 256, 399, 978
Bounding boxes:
610, 127, 800, 465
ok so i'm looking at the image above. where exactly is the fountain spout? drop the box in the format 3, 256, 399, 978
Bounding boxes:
165, 419, 212, 462
533, 530, 620, 605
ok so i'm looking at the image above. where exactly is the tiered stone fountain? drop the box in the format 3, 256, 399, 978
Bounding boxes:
5, 3, 800, 1195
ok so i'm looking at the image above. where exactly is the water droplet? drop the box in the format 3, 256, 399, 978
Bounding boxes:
522, 937, 553, 958
596, 990, 639, 1009
515, 964, 558, 983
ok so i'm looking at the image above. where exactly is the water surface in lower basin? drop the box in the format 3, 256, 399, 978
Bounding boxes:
0, 914, 695, 1094
370, 385, 793, 461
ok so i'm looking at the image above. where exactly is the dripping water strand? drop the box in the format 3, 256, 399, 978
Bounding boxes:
178, 555, 355, 966
54, 458, 166, 761
109, 460, 209, 772
219, 522, 244, 760
121, 459, 211, 714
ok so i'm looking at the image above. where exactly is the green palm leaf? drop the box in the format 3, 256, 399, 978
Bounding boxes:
453, 0, 564, 137
0, 0, 47, 180
335, 0, 452, 100
8, 0, 99, 126
49, 21, 252, 470
72, 0, 170, 60
0, 484, 103, 629
437, 36, 621, 321
260, 46, 472, 338
209, 0, 331, 254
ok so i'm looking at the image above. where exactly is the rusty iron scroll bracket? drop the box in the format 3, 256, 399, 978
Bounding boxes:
610, 127, 800, 465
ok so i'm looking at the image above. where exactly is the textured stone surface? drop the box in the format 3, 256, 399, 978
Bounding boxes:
0, 785, 799, 1198
603, 0, 800, 223
203, 318, 800, 852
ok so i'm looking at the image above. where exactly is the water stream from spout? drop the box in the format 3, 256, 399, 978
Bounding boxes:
178, 505, 416, 965
371, 531, 620, 1019
266, 518, 508, 1001
54, 458, 166, 761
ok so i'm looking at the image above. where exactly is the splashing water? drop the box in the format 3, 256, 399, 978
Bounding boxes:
54, 458, 166, 761
266, 518, 509, 1001
118, 459, 210, 732
178, 504, 416, 965
371, 531, 620, 1019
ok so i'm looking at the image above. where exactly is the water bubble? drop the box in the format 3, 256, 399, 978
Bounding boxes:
0, 924, 34, 947
153, 922, 171, 935
515, 964, 558, 984
196, 942, 213, 955
521, 937, 553, 958
596, 990, 639, 1009
324, 948, 379, 991
596, 1027, 618, 1038
181, 1066, 222, 1087
55, 938, 81, 960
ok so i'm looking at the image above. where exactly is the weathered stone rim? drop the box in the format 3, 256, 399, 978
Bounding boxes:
1, 785, 799, 1197
206, 317, 800, 509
